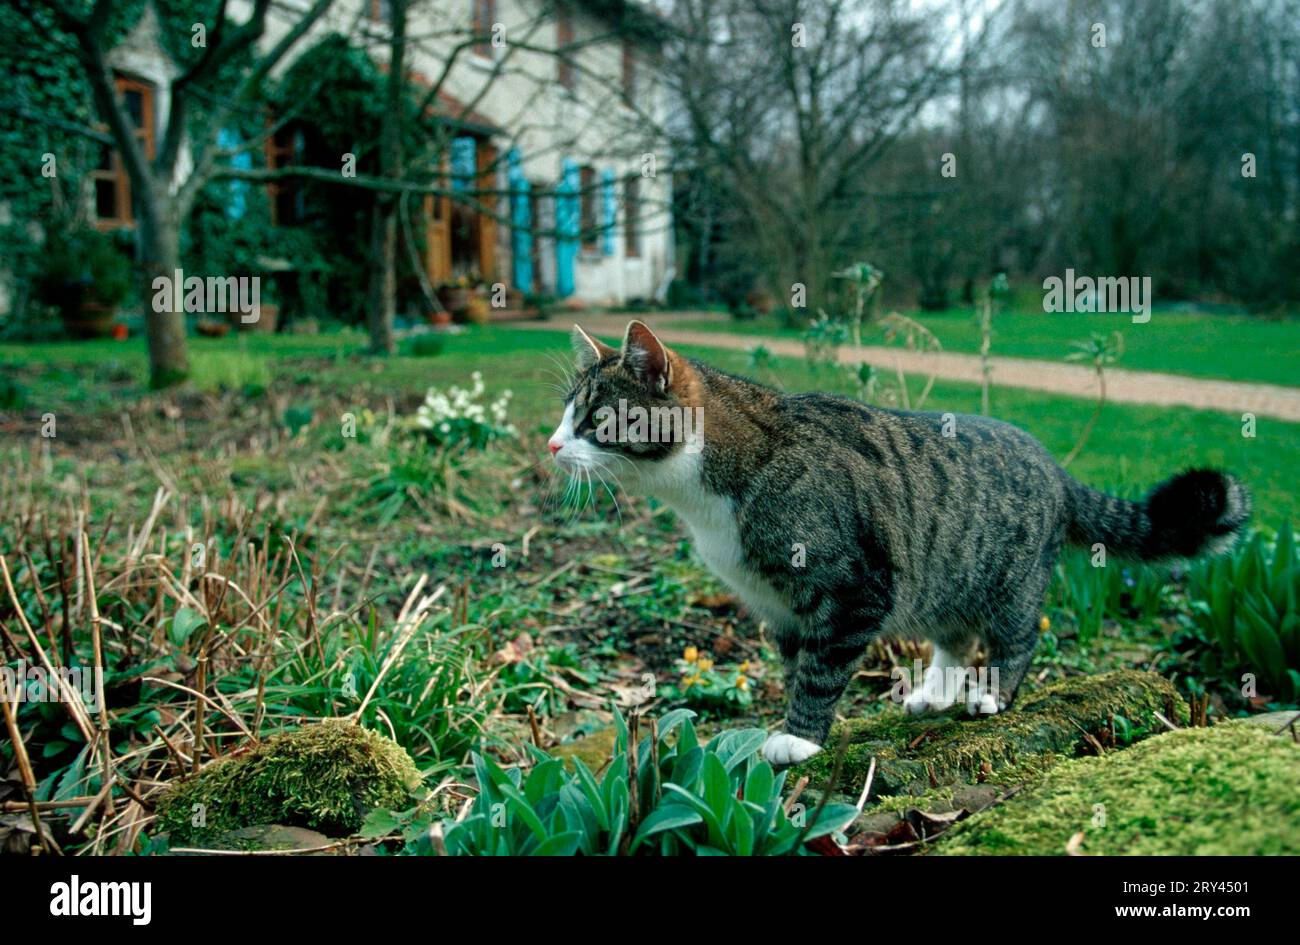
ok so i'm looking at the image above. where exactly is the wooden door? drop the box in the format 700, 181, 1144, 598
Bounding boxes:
476, 141, 498, 279
425, 171, 451, 286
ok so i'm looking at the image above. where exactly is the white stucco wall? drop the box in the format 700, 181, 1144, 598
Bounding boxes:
252, 0, 675, 304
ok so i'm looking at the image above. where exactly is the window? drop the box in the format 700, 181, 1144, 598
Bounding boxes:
265, 122, 306, 225
473, 0, 495, 58
556, 9, 574, 91
90, 76, 154, 228
624, 176, 640, 258
622, 40, 636, 108
579, 165, 597, 250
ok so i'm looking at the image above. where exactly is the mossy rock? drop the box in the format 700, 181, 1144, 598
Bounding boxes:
935, 720, 1300, 855
155, 720, 422, 843
792, 670, 1186, 793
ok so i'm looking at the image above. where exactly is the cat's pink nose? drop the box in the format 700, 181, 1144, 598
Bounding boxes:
548, 440, 562, 456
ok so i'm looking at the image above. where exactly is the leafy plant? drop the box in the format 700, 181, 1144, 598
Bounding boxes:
802, 312, 849, 371
1186, 523, 1300, 703
1049, 547, 1168, 644
657, 647, 754, 714
433, 709, 857, 856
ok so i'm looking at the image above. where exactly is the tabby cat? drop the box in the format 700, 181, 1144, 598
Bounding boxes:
549, 321, 1249, 764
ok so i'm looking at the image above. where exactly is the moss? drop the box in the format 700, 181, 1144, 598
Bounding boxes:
792, 670, 1186, 793
872, 788, 956, 814
936, 721, 1300, 855
155, 720, 422, 843
548, 728, 620, 772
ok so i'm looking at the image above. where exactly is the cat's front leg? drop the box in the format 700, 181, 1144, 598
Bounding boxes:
762, 636, 863, 765
762, 630, 825, 764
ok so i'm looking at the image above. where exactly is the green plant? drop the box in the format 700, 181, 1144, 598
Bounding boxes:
658, 647, 754, 714
1048, 547, 1168, 644
1062, 330, 1124, 467
1186, 523, 1300, 703
38, 226, 132, 310
363, 438, 464, 524
802, 312, 849, 371
412, 371, 517, 451
402, 333, 447, 358
430, 709, 857, 856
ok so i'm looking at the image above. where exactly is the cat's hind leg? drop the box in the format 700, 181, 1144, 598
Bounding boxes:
968, 607, 1040, 716
904, 636, 978, 715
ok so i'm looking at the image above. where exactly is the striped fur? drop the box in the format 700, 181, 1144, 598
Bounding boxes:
550, 323, 1251, 759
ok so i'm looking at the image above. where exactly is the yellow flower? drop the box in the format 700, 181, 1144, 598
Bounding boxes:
738, 660, 750, 672
697, 658, 714, 672
1039, 615, 1051, 632
683, 646, 699, 663
735, 675, 749, 690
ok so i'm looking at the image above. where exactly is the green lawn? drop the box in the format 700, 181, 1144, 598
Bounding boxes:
663, 305, 1300, 388
4, 324, 1296, 524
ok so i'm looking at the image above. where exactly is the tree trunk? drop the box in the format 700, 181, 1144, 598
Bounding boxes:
367, 200, 398, 354
366, 0, 406, 355
138, 199, 190, 388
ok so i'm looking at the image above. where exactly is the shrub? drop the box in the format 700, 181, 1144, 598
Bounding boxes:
38, 226, 132, 310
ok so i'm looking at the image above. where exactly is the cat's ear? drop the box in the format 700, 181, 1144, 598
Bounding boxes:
572, 325, 615, 370
620, 320, 673, 393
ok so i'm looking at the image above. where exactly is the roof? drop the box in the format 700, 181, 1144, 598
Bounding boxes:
573, 0, 676, 46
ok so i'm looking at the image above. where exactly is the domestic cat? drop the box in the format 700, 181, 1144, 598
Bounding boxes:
549, 321, 1249, 764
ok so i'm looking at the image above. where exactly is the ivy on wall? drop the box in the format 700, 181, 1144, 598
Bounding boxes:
1, 3, 449, 329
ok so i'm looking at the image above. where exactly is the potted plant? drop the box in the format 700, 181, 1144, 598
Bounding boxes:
38, 228, 132, 339
436, 272, 479, 318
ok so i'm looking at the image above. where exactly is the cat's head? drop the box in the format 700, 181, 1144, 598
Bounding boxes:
548, 321, 703, 480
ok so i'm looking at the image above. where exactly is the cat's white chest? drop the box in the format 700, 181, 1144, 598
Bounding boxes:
637, 454, 797, 630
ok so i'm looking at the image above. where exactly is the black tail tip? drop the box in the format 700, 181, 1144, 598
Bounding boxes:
1147, 468, 1250, 558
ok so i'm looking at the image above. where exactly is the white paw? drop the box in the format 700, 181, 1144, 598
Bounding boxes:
903, 688, 955, 715
966, 686, 1004, 716
762, 732, 822, 765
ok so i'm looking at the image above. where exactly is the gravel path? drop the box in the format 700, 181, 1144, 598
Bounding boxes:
523, 313, 1300, 422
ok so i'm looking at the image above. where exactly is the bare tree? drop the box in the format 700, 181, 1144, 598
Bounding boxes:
663, 0, 959, 311
25, 0, 338, 387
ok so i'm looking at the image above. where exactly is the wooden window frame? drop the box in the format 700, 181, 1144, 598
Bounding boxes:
472, 0, 496, 60
91, 75, 154, 230
265, 120, 304, 225
579, 165, 597, 252
624, 175, 641, 258
621, 39, 635, 109
556, 9, 575, 92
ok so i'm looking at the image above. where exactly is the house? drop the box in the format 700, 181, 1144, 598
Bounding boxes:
72, 0, 674, 312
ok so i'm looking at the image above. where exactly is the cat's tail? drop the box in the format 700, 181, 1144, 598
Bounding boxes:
1064, 468, 1250, 561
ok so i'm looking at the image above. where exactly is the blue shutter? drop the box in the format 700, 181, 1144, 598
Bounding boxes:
556, 159, 579, 297
602, 169, 616, 255
450, 137, 477, 192
219, 128, 251, 219
509, 149, 533, 293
